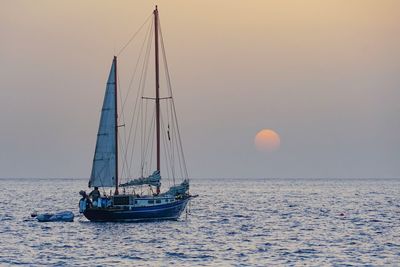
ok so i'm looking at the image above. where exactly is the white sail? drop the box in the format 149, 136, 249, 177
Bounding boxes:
89, 59, 117, 188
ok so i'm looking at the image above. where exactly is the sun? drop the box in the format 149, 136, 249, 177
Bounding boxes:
254, 129, 281, 152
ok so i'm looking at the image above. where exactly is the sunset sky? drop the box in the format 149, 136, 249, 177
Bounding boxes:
1, 0, 399, 179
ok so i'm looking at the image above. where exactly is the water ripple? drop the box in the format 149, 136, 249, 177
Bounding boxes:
0, 178, 399, 265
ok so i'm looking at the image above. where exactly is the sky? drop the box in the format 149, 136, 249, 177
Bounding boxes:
1, 0, 399, 179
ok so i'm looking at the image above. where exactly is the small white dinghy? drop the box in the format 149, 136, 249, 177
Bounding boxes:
35, 211, 74, 222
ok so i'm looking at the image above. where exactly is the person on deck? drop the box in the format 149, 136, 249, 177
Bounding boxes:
79, 190, 91, 213
89, 187, 101, 205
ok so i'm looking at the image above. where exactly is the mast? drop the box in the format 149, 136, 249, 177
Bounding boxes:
114, 56, 119, 195
154, 6, 161, 174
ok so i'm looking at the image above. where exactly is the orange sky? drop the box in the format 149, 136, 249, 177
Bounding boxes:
1, 1, 399, 178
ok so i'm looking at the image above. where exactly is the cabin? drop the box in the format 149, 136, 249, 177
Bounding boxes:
111, 195, 176, 208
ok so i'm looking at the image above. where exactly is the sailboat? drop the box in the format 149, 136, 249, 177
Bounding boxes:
79, 6, 195, 222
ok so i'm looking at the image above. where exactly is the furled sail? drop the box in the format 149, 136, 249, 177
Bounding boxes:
89, 59, 117, 188
120, 170, 161, 187
164, 180, 189, 196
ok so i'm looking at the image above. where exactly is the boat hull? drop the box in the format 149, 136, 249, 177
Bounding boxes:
83, 197, 190, 222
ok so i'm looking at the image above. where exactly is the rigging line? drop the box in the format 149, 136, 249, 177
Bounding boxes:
139, 29, 153, 173
123, 20, 153, 176
169, 101, 177, 185
125, 25, 153, 176
159, 20, 189, 179
170, 105, 184, 181
160, 113, 172, 188
127, 97, 141, 178
148, 119, 155, 176
165, 94, 170, 126
157, 17, 179, 180
139, 93, 144, 177
121, 20, 152, 178
117, 12, 153, 56
161, 110, 175, 187
118, 130, 128, 182
140, 99, 145, 175
128, 98, 142, 178
140, 37, 152, 173
162, 102, 176, 184
122, 19, 154, 111
173, 98, 189, 179
144, 106, 156, 176
164, 97, 175, 183
117, 70, 129, 182
166, 100, 177, 183
158, 19, 173, 99
141, 99, 149, 172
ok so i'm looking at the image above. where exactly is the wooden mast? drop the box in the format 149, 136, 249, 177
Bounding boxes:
114, 56, 119, 195
154, 6, 161, 175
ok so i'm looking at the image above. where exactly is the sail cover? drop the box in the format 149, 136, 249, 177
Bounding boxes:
120, 170, 161, 187
89, 59, 117, 188
164, 180, 189, 196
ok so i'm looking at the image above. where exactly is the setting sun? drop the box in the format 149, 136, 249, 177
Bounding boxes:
254, 129, 281, 152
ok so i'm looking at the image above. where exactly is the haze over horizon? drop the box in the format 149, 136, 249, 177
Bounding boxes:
1, 0, 399, 179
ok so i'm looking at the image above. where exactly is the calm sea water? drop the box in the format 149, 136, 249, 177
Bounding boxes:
0, 178, 399, 266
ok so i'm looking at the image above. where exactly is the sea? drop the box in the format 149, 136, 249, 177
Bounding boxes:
0, 178, 399, 266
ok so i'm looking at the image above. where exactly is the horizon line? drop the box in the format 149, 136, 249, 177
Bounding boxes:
1, 177, 399, 180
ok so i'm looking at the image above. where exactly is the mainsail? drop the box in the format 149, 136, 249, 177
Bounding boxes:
89, 58, 117, 188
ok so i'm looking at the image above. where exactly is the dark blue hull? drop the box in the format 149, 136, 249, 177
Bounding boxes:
83, 198, 190, 222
